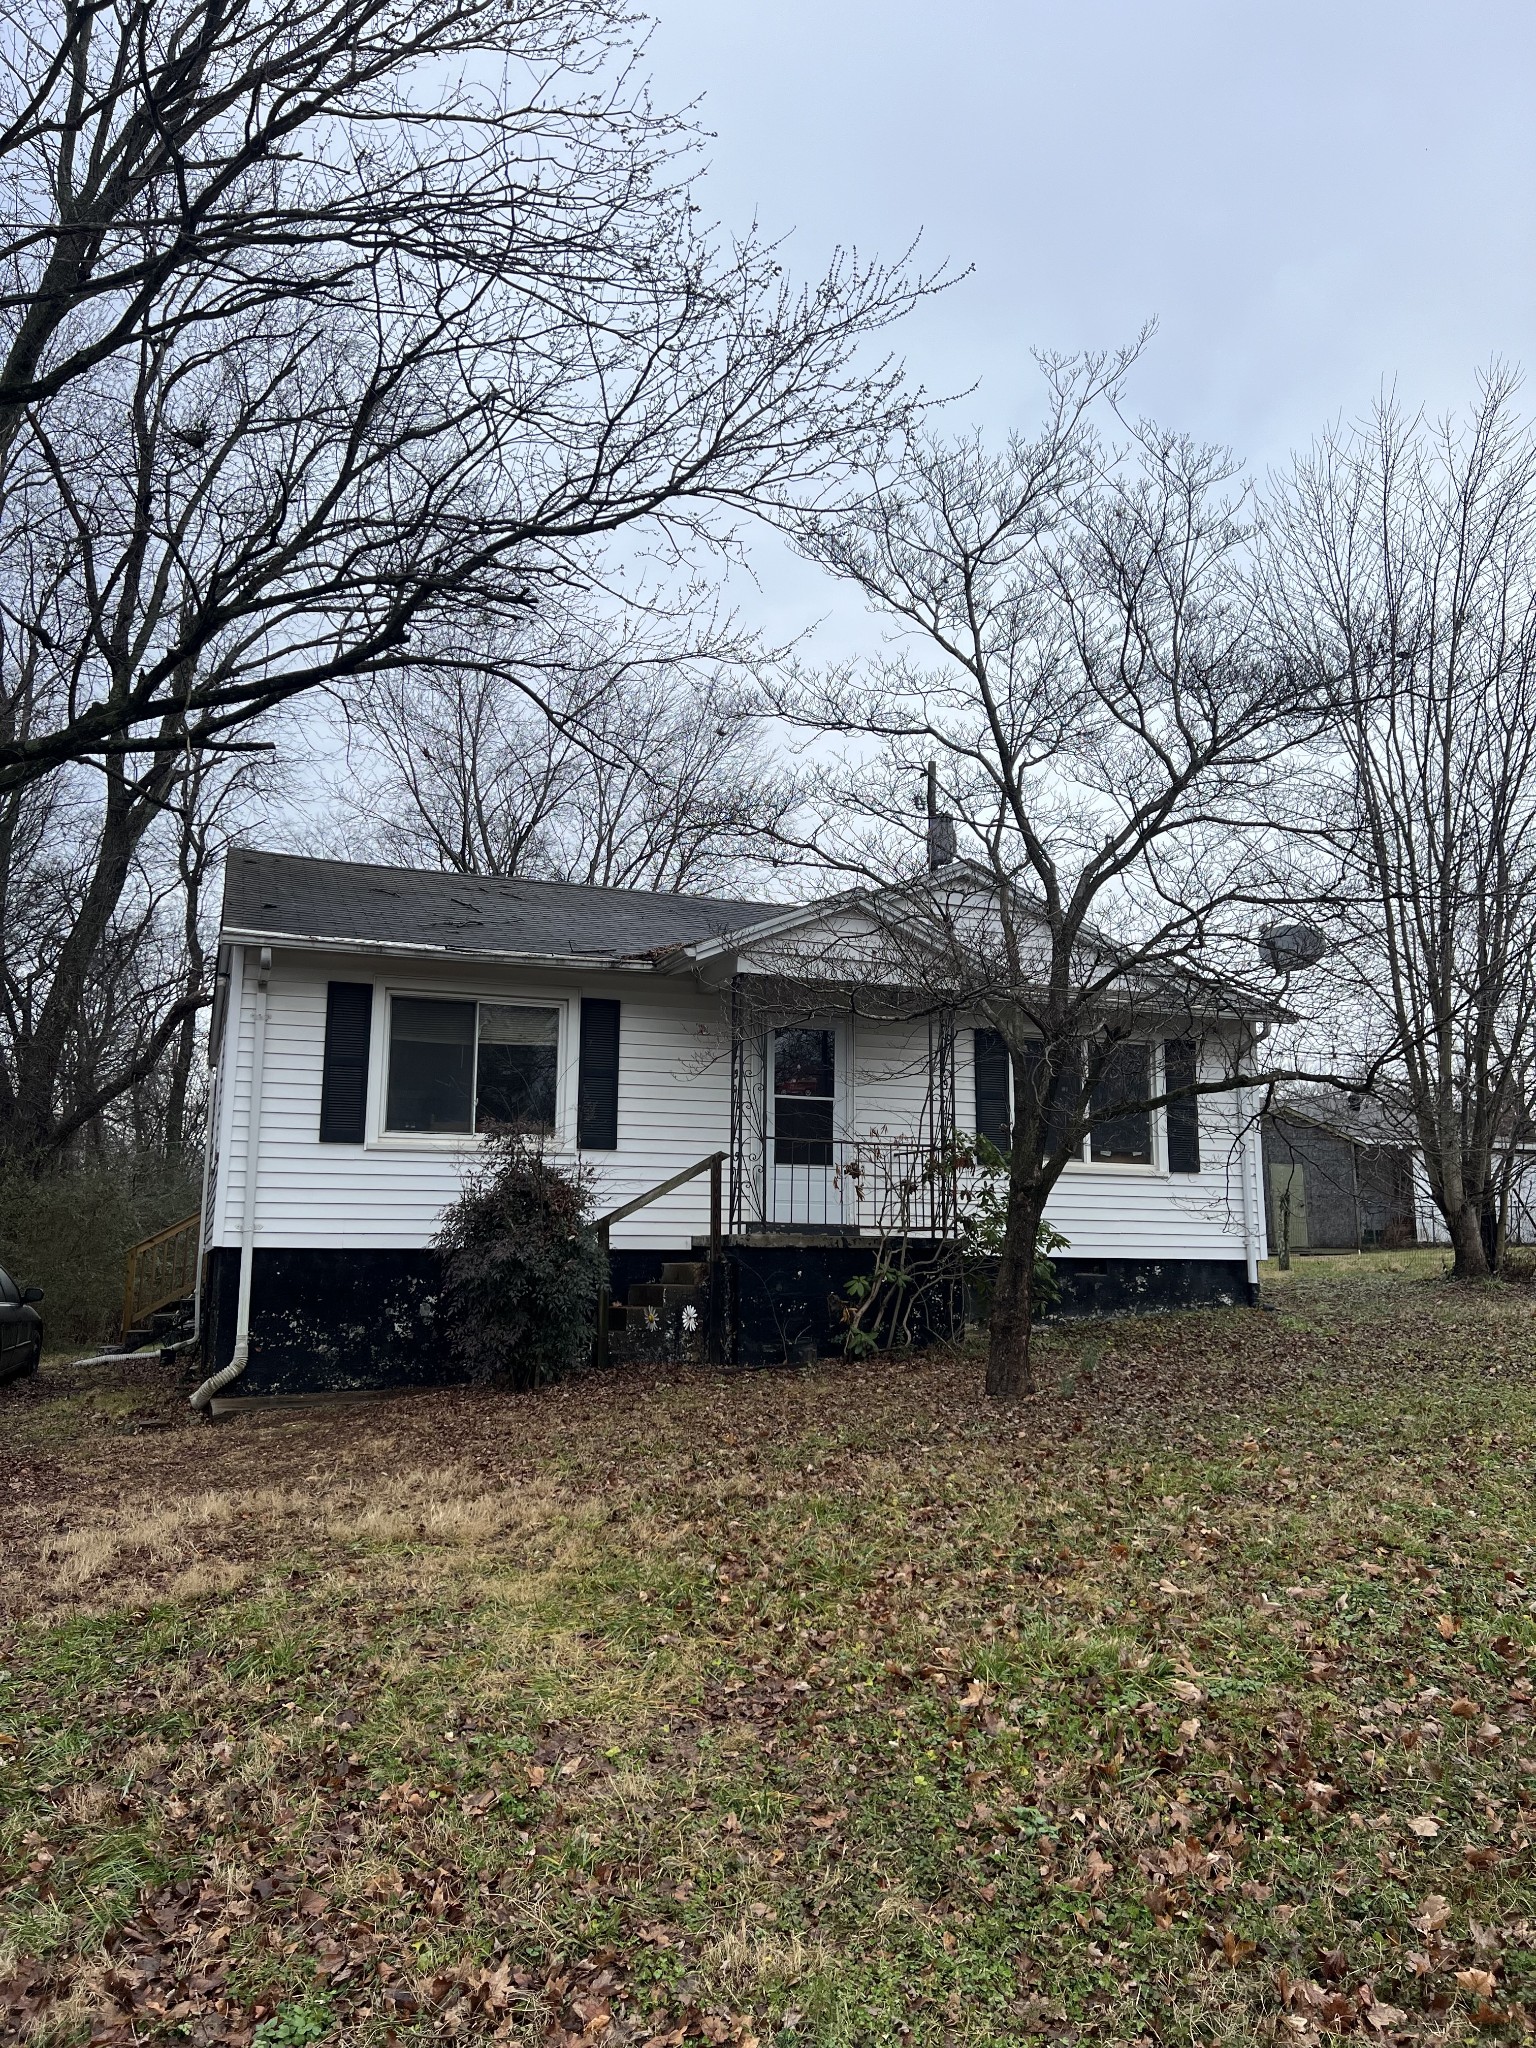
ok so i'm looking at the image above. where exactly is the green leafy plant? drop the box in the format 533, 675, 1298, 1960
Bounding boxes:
953, 1132, 1069, 1307
433, 1131, 607, 1387
840, 1259, 921, 1356
253, 1993, 333, 2046
0, 1150, 201, 1344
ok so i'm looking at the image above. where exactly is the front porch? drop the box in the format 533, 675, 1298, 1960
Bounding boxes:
723, 975, 963, 1235
596, 1124, 966, 1371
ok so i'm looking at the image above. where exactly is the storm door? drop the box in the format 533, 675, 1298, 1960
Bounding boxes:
769, 1025, 842, 1225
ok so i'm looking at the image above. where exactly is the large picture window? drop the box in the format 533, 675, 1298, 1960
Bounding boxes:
385, 996, 559, 1135
1089, 1041, 1152, 1164
774, 1026, 835, 1165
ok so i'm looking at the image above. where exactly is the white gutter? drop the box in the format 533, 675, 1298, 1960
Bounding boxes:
216, 926, 661, 973
190, 944, 271, 1409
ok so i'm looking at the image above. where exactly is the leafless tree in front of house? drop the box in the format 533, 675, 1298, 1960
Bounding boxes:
0, 0, 936, 1161
766, 353, 1321, 1394
0, 0, 937, 794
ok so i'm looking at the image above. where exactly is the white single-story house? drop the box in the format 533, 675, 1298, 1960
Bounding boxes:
195, 850, 1271, 1395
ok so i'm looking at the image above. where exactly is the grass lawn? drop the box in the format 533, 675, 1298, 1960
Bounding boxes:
2, 1253, 1533, 2046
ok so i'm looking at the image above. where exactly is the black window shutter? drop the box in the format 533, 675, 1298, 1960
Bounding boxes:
973, 1027, 1011, 1153
578, 998, 621, 1150
1022, 1040, 1080, 1162
1165, 1038, 1201, 1173
319, 981, 373, 1142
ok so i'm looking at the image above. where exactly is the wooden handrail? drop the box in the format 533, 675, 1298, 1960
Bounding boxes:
594, 1152, 725, 1369
594, 1150, 725, 1232
129, 1210, 202, 1256
121, 1211, 201, 1339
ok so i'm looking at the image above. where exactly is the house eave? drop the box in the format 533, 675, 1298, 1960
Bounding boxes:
217, 926, 669, 975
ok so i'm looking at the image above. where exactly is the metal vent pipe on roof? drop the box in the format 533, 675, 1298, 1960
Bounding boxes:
926, 762, 957, 871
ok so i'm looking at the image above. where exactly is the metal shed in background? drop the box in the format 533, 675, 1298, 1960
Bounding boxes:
1261, 1090, 1418, 1257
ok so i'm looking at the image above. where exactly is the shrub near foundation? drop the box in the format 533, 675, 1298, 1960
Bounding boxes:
433, 1131, 607, 1388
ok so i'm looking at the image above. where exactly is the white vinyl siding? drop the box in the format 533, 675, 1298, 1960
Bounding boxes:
212, 946, 1263, 1263
952, 1030, 1263, 1262
211, 950, 732, 1252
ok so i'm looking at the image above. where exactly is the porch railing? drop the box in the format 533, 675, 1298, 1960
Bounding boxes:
761, 1136, 960, 1238
121, 1211, 201, 1339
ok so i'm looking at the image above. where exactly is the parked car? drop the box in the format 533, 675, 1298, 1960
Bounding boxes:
0, 1263, 43, 1382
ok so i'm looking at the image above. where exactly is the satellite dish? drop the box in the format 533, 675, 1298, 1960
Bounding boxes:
1259, 922, 1329, 973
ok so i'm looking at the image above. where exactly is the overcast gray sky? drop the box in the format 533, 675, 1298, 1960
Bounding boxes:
641, 0, 1536, 652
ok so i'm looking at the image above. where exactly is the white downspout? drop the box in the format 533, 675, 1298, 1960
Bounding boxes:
183, 1052, 219, 1350
1238, 1023, 1270, 1299
1239, 1102, 1260, 1295
190, 945, 271, 1409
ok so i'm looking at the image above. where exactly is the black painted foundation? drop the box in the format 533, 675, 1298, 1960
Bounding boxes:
202, 1246, 454, 1396
201, 1243, 1256, 1393
1050, 1255, 1255, 1319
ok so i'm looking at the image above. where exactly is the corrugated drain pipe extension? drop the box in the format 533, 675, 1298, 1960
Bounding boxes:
190, 945, 271, 1410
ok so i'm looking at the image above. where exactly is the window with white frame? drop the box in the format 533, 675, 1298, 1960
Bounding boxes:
384, 997, 560, 1135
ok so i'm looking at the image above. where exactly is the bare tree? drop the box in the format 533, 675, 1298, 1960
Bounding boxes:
0, 0, 654, 433
1268, 374, 1536, 1277
770, 356, 1317, 1394
0, 0, 934, 1158
0, 0, 935, 790
337, 601, 802, 891
0, 735, 266, 1162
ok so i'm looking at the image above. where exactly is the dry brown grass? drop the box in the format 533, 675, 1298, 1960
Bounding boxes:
12, 1461, 601, 1621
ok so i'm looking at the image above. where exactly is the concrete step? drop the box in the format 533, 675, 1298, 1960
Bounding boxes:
660, 1261, 707, 1286
627, 1281, 703, 1310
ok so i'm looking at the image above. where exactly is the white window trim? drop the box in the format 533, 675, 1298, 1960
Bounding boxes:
966, 1024, 1198, 1179
368, 984, 575, 1152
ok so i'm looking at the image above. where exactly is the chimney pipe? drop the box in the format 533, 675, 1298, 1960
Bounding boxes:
926, 762, 956, 870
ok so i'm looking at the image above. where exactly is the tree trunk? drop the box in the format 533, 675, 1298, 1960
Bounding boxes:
163, 1008, 198, 1162
1447, 1200, 1491, 1279
986, 1188, 1043, 1396
1480, 1191, 1502, 1274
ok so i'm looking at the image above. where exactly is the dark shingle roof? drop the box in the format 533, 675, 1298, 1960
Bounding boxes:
221, 850, 785, 961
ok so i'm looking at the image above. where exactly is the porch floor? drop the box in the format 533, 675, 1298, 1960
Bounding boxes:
693, 1226, 957, 1251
